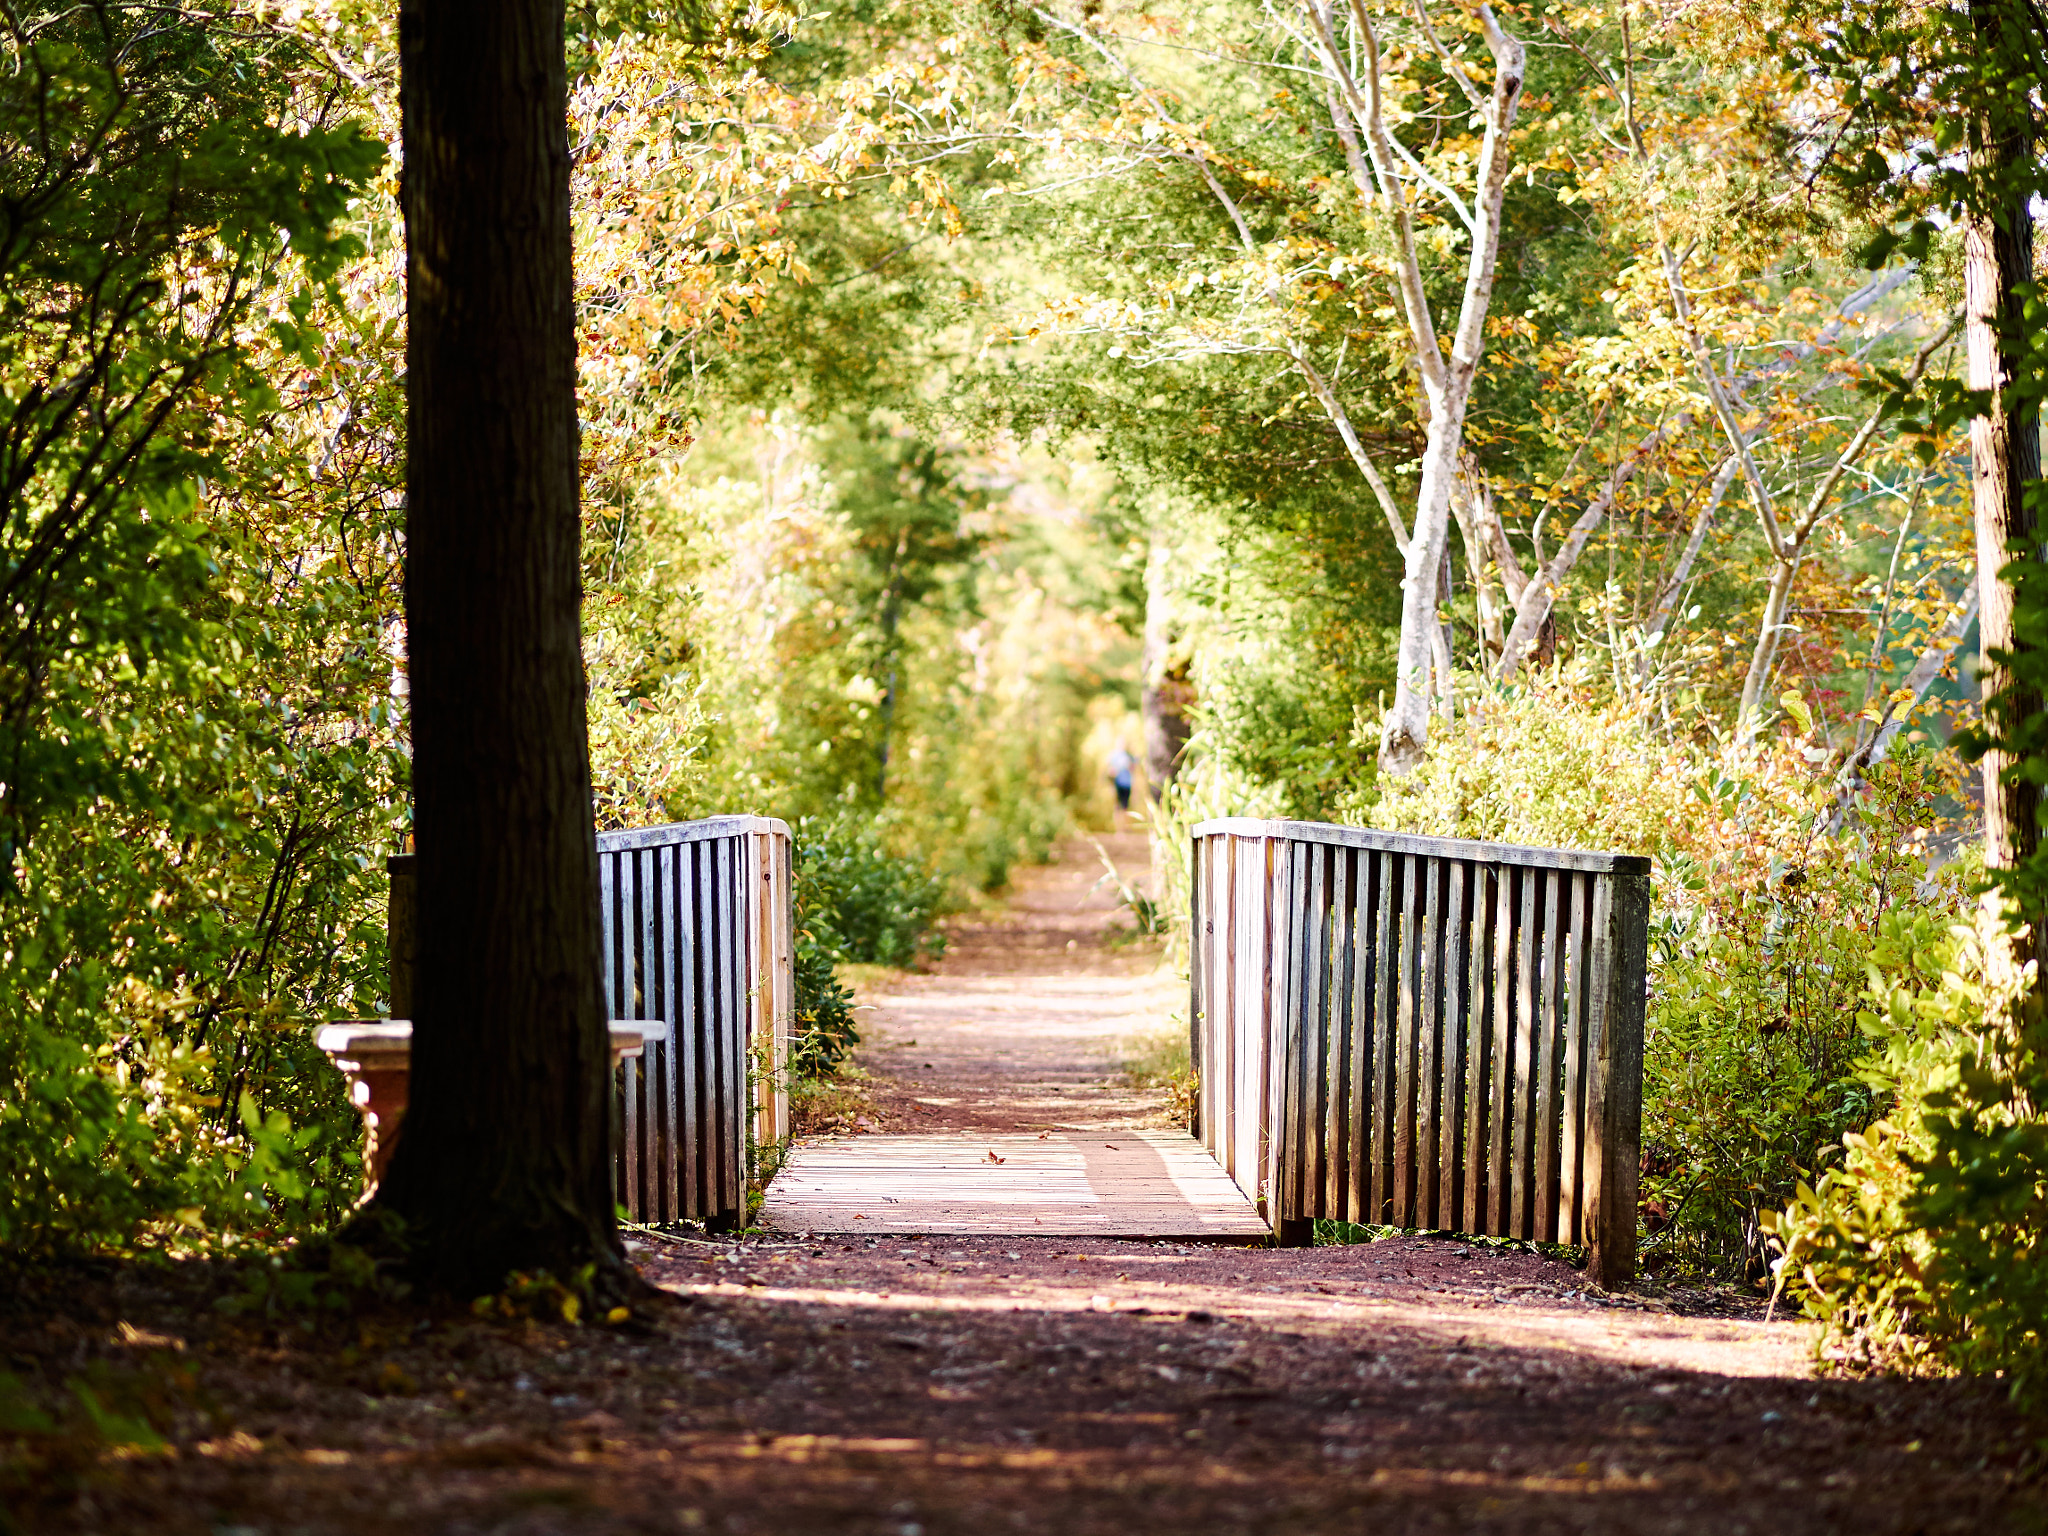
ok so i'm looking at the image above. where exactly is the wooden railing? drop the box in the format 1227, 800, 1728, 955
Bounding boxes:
597, 816, 793, 1229
385, 815, 793, 1230
1189, 818, 1650, 1286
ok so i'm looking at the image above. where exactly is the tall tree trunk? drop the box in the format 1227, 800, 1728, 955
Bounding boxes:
1380, 460, 1457, 773
1967, 0, 2042, 949
1738, 551, 1802, 729
372, 0, 629, 1298
876, 611, 900, 801
1140, 532, 1190, 799
1452, 461, 1505, 662
1293, 0, 1523, 776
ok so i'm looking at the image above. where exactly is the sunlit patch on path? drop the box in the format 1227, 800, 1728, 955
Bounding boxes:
761, 1131, 1268, 1238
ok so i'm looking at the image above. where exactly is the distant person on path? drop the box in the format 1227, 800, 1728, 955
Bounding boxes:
1107, 744, 1134, 815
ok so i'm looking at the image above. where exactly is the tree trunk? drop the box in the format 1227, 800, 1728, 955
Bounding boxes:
1737, 552, 1801, 732
1966, 0, 2042, 943
1830, 585, 1979, 834
371, 0, 629, 1299
1452, 462, 1505, 661
1496, 411, 1693, 679
1637, 455, 1735, 689
1140, 533, 1190, 799
1379, 433, 1458, 773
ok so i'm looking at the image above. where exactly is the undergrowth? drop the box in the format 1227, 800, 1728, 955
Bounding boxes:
1118, 1025, 1197, 1129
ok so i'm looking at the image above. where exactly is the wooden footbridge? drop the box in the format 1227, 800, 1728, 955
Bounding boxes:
345, 816, 1651, 1287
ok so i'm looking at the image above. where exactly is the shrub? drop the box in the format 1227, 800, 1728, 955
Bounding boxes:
786, 812, 948, 1080
1352, 664, 1687, 857
1347, 669, 1974, 1280
1763, 905, 2048, 1404
1641, 753, 1968, 1279
788, 925, 859, 1081
791, 811, 949, 969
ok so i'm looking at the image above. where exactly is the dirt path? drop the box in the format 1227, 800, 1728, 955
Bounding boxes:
8, 837, 2044, 1533
823, 831, 1178, 1136
761, 834, 1266, 1238
8, 1231, 2041, 1535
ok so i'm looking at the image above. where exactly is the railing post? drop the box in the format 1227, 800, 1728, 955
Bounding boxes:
1188, 830, 1203, 1142
746, 821, 794, 1153
1585, 865, 1649, 1289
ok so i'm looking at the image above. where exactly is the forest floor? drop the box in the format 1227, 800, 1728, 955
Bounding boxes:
5, 833, 2047, 1535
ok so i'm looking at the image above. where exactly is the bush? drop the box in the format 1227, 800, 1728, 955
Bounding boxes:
786, 812, 949, 1080
0, 766, 390, 1259
1641, 754, 1961, 1278
1350, 669, 1975, 1280
792, 811, 949, 968
1352, 664, 1687, 856
1763, 905, 2048, 1404
788, 926, 859, 1081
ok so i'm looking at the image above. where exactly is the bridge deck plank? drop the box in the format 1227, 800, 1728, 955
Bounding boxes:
760, 1131, 1269, 1240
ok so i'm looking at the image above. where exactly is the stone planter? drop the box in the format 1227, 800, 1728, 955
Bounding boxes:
315, 1018, 670, 1193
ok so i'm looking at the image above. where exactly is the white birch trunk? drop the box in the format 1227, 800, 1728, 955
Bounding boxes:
1294, 0, 1523, 775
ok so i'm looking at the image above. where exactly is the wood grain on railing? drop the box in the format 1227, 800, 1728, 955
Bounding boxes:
1190, 818, 1649, 1286
597, 816, 793, 1229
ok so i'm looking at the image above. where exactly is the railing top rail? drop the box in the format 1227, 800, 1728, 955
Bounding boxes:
596, 815, 791, 853
1190, 816, 1650, 877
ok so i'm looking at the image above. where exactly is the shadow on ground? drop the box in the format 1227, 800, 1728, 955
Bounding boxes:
4, 1233, 2043, 1536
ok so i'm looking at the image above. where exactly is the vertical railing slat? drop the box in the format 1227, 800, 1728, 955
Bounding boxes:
625, 852, 647, 1218
652, 846, 676, 1224
1392, 853, 1420, 1227
1534, 869, 1565, 1243
717, 833, 743, 1223
684, 838, 707, 1217
1238, 835, 1263, 1200
1510, 865, 1540, 1239
1328, 847, 1356, 1221
1437, 858, 1468, 1233
1346, 848, 1373, 1224
1414, 855, 1442, 1227
1461, 863, 1494, 1235
1370, 848, 1397, 1225
1559, 869, 1590, 1246
1264, 836, 1296, 1231
1301, 840, 1331, 1224
1486, 864, 1516, 1236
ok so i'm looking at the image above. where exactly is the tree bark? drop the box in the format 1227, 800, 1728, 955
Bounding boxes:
1966, 0, 2042, 917
1140, 533, 1191, 799
1452, 460, 1506, 660
371, 0, 628, 1298
1295, 0, 1523, 776
1637, 454, 1736, 688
